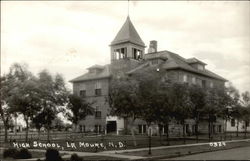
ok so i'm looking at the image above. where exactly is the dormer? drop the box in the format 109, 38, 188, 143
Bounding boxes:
110, 16, 145, 63
186, 58, 207, 71
145, 41, 168, 65
87, 65, 105, 74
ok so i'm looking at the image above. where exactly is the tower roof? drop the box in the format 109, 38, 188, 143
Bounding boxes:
111, 16, 145, 47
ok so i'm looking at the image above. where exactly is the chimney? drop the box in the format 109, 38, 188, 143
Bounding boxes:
148, 40, 157, 53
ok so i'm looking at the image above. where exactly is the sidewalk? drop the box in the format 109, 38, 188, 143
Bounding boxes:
100, 138, 250, 154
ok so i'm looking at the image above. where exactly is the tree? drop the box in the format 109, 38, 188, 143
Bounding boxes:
5, 63, 41, 142
204, 87, 230, 141
53, 117, 65, 131
32, 111, 47, 139
170, 83, 192, 144
154, 82, 174, 146
134, 68, 164, 154
37, 70, 69, 141
0, 75, 14, 142
226, 84, 241, 137
66, 94, 94, 132
241, 91, 250, 138
108, 76, 142, 146
188, 84, 206, 143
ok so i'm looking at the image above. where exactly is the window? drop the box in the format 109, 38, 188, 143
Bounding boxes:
192, 125, 196, 134
183, 74, 187, 82
79, 125, 85, 132
79, 84, 86, 97
94, 125, 101, 133
89, 69, 95, 73
114, 48, 127, 60
218, 125, 222, 133
115, 50, 119, 60
95, 81, 101, 89
95, 89, 102, 96
95, 106, 101, 119
95, 81, 102, 96
143, 125, 146, 134
212, 125, 216, 133
197, 64, 204, 70
138, 125, 142, 134
138, 124, 146, 134
163, 124, 168, 134
192, 77, 196, 84
246, 121, 249, 127
80, 90, 86, 97
151, 59, 158, 65
197, 79, 202, 86
210, 82, 214, 88
95, 111, 101, 119
202, 80, 206, 88
231, 119, 235, 127
120, 48, 127, 59
133, 48, 142, 60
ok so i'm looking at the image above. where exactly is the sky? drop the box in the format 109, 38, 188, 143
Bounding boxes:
1, 1, 250, 94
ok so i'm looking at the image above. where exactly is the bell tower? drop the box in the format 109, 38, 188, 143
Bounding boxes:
110, 16, 145, 63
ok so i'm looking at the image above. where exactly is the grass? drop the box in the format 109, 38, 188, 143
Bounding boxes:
79, 156, 128, 160
120, 139, 250, 158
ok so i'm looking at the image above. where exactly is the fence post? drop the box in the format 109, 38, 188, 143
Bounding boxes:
148, 128, 152, 155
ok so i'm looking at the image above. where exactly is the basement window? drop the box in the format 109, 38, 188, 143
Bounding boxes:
138, 124, 146, 134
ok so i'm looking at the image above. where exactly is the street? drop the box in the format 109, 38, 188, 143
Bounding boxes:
166, 146, 250, 160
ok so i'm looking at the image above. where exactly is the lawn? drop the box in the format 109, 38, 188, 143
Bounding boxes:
74, 156, 128, 160
120, 139, 250, 158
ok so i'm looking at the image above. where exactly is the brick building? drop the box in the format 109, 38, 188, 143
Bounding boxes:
70, 16, 227, 135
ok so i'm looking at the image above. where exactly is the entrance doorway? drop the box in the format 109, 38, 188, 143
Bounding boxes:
107, 121, 117, 133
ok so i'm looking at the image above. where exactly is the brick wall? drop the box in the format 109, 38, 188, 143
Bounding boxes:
72, 78, 110, 132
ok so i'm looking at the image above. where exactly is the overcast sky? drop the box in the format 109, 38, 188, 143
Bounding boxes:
1, 1, 250, 93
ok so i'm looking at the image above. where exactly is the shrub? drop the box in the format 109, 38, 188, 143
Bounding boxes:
45, 148, 63, 161
3, 148, 18, 159
15, 148, 32, 159
70, 153, 83, 161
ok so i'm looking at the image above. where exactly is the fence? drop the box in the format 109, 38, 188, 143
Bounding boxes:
0, 131, 249, 152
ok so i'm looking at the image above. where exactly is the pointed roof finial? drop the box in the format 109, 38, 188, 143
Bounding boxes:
111, 16, 145, 47
128, 0, 130, 17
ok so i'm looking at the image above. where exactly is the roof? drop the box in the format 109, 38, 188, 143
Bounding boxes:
128, 50, 227, 81
70, 65, 111, 82
127, 62, 150, 74
87, 64, 105, 70
186, 58, 207, 65
111, 16, 145, 47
